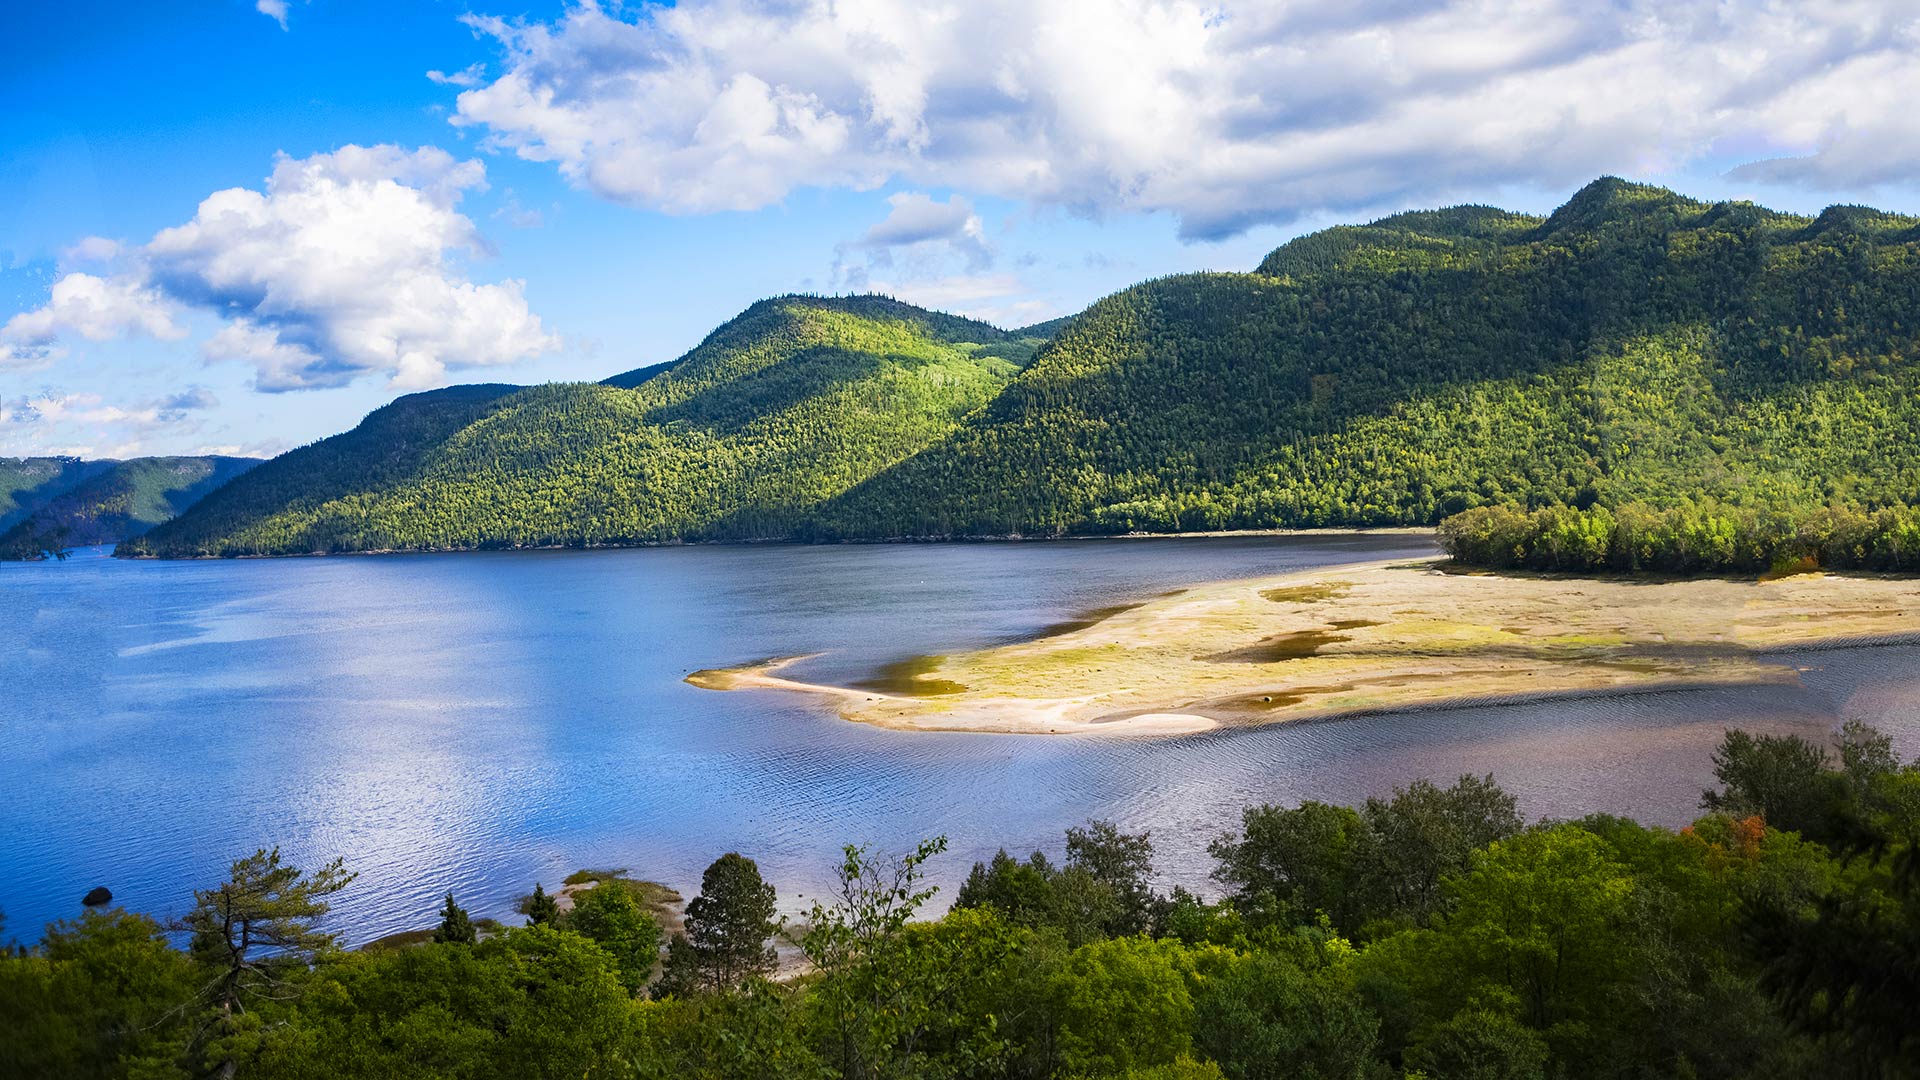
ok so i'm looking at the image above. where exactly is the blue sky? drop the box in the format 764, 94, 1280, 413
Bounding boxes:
5, 0, 1919, 458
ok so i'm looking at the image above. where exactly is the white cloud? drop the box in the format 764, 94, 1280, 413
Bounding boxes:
835, 191, 993, 294
447, 0, 1920, 239
7, 145, 559, 392
61, 236, 122, 265
428, 64, 488, 88
1, 272, 183, 348
0, 386, 225, 458
862, 192, 990, 264
257, 0, 289, 30
867, 272, 1057, 328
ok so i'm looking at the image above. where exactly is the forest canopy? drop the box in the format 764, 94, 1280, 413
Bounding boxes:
4, 721, 1917, 1078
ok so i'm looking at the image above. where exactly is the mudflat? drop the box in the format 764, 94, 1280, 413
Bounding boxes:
688, 560, 1920, 736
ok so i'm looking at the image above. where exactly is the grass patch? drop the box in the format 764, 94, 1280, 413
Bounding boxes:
852, 655, 968, 696
1261, 581, 1352, 604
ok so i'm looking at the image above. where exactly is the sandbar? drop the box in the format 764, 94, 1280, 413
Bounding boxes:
686, 560, 1920, 736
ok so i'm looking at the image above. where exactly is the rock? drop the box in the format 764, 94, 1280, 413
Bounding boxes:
82, 886, 112, 907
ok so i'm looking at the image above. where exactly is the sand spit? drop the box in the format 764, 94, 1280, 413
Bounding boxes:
688, 560, 1920, 736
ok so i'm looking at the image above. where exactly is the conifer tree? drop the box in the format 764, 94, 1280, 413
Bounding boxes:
525, 883, 558, 926
432, 891, 476, 944
657, 852, 780, 997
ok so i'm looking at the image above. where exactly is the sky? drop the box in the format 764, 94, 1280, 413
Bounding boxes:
4, 0, 1920, 460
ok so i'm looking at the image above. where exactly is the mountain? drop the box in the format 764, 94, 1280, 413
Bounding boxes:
812, 178, 1920, 535
1, 457, 118, 534
130, 178, 1920, 556
127, 297, 1045, 556
0, 456, 261, 558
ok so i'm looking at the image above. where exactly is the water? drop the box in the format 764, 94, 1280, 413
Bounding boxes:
3, 535, 1915, 944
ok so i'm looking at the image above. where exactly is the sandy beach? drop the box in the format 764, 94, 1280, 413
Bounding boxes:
688, 560, 1920, 736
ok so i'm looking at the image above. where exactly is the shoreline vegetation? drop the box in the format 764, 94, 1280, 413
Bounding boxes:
689, 558, 1920, 736
9, 728, 1919, 1078
107, 525, 1437, 561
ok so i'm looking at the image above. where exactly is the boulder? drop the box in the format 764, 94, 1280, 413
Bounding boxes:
81, 886, 112, 907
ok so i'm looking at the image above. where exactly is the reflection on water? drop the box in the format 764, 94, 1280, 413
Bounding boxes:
2, 535, 1915, 943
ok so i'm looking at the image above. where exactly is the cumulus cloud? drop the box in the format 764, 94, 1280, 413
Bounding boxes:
5, 145, 559, 391
447, 0, 1920, 239
862, 193, 990, 265
0, 273, 184, 359
834, 191, 993, 294
256, 0, 289, 30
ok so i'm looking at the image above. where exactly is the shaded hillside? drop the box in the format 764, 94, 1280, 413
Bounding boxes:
0, 457, 117, 533
0, 456, 261, 558
130, 297, 1039, 555
122, 384, 523, 557
813, 179, 1920, 535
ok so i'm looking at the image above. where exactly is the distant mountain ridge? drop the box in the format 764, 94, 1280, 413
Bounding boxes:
125, 177, 1920, 557
0, 456, 260, 559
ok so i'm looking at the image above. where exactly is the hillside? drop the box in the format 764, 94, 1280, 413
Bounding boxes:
0, 457, 117, 533
813, 179, 1920, 536
0, 456, 261, 558
131, 178, 1920, 555
129, 297, 1043, 555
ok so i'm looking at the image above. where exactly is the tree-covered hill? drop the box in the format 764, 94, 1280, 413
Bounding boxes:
0, 457, 117, 533
0, 456, 260, 557
814, 178, 1920, 536
128, 296, 1043, 555
128, 179, 1920, 555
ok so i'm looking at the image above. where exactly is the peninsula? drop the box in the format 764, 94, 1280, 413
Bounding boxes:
690, 560, 1920, 735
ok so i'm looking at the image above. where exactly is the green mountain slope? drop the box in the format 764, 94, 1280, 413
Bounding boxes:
129, 179, 1920, 555
0, 458, 117, 533
812, 179, 1920, 535
122, 384, 524, 556
0, 456, 261, 557
129, 296, 1038, 555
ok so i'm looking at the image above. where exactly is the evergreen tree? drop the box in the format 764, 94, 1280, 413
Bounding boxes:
177, 847, 355, 1079
432, 891, 476, 945
657, 852, 779, 997
524, 883, 558, 927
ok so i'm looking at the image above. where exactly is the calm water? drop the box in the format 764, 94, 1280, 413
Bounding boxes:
4, 535, 1917, 944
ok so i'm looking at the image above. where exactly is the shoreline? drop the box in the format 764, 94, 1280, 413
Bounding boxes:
687, 559, 1920, 737
108, 526, 1436, 561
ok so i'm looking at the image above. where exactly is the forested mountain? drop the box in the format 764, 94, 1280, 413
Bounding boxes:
0, 457, 117, 533
815, 179, 1920, 536
0, 456, 260, 559
128, 179, 1920, 555
128, 297, 1043, 555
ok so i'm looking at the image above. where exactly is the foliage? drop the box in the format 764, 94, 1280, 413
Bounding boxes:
656, 852, 780, 998
9, 719, 1920, 1077
955, 819, 1158, 948
432, 892, 476, 945
177, 846, 356, 1077
1439, 500, 1920, 573
0, 456, 258, 559
1209, 776, 1519, 937
559, 881, 662, 995
522, 883, 558, 927
131, 298, 1038, 555
125, 180, 1920, 555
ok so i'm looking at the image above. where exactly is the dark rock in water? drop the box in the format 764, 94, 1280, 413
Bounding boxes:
82, 886, 112, 907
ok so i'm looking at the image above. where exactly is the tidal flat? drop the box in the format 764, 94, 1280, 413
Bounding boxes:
692, 560, 1920, 735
